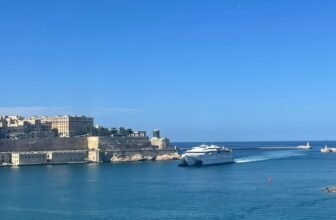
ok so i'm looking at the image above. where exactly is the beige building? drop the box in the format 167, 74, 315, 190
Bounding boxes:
0, 116, 55, 140
87, 136, 101, 162
151, 137, 170, 149
150, 129, 171, 149
0, 116, 25, 127
12, 150, 88, 166
12, 152, 47, 166
41, 115, 94, 137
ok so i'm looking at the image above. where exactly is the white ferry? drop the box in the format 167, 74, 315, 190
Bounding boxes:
297, 142, 312, 150
179, 144, 233, 166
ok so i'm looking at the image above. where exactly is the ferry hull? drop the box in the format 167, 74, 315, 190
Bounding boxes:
179, 154, 234, 167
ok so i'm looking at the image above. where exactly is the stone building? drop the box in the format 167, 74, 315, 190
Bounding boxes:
0, 116, 55, 140
11, 150, 87, 166
41, 115, 94, 137
12, 152, 47, 166
151, 137, 170, 149
150, 129, 171, 149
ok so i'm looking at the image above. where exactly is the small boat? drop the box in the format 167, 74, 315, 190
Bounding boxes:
297, 142, 312, 150
330, 148, 336, 153
324, 187, 336, 193
179, 144, 233, 167
321, 146, 331, 153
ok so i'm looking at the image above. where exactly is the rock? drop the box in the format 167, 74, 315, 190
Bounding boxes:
110, 152, 180, 162
111, 154, 144, 162
131, 153, 143, 161
155, 153, 181, 161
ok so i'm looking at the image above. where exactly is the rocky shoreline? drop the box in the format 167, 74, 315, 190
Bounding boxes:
110, 152, 181, 162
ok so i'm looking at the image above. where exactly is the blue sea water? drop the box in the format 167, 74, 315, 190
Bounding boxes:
1, 141, 336, 219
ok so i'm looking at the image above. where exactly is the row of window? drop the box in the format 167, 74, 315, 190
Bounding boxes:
15, 154, 45, 159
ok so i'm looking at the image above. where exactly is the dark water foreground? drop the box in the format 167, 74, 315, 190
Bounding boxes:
1, 141, 336, 219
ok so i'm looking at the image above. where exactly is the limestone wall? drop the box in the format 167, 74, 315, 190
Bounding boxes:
87, 136, 99, 150
0, 136, 153, 153
151, 138, 170, 149
0, 137, 88, 152
97, 136, 153, 151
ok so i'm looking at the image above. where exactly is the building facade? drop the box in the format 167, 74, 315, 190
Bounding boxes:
150, 129, 170, 149
46, 150, 87, 163
41, 115, 94, 137
0, 116, 55, 140
12, 150, 88, 166
151, 137, 170, 149
12, 152, 47, 166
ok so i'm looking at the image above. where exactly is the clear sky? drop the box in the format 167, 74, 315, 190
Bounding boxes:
1, 0, 336, 141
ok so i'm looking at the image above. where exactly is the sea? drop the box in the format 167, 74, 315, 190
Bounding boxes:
1, 141, 336, 220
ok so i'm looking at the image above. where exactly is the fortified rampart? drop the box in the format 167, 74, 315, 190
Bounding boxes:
0, 136, 179, 166
88, 136, 153, 150
0, 136, 155, 152
0, 137, 88, 152
87, 136, 173, 162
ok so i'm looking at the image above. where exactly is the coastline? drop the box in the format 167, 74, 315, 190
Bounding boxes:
0, 135, 180, 167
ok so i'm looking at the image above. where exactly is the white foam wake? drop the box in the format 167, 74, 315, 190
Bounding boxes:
234, 151, 305, 163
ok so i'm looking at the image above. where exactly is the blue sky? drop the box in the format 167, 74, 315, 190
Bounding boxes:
1, 0, 336, 141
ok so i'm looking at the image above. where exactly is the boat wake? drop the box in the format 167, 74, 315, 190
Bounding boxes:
234, 151, 305, 164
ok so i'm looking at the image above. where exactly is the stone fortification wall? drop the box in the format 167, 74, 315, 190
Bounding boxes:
0, 137, 88, 152
96, 136, 153, 151
0, 136, 178, 164
87, 136, 173, 162
0, 136, 153, 153
0, 136, 177, 163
